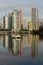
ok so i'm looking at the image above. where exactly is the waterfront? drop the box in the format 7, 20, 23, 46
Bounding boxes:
0, 34, 43, 65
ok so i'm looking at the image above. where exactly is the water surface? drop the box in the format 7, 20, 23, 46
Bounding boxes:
0, 34, 43, 65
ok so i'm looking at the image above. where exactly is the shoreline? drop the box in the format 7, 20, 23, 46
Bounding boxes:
0, 31, 42, 35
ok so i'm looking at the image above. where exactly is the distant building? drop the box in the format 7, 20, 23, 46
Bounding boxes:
3, 15, 8, 30
0, 22, 2, 29
32, 8, 39, 30
8, 13, 12, 31
39, 18, 43, 27
22, 17, 28, 30
12, 10, 22, 32
3, 14, 12, 31
28, 20, 32, 31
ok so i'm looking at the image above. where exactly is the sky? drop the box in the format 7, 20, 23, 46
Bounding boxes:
0, 0, 43, 22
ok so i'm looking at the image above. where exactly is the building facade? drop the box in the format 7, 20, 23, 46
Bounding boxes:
12, 10, 22, 32
3, 10, 22, 32
22, 17, 28, 30
32, 8, 39, 30
39, 18, 43, 27
8, 13, 12, 31
3, 15, 8, 30
28, 20, 32, 31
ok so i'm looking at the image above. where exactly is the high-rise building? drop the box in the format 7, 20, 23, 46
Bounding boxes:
8, 13, 12, 31
3, 10, 22, 32
3, 13, 12, 31
12, 10, 22, 32
32, 8, 39, 30
3, 15, 8, 30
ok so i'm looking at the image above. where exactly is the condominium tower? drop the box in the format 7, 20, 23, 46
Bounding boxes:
3, 15, 8, 30
32, 8, 39, 30
12, 10, 22, 32
3, 10, 22, 32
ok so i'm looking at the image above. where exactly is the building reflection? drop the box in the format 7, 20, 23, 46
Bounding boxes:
3, 34, 12, 50
39, 34, 43, 40
12, 38, 22, 55
3, 34, 22, 55
3, 34, 39, 57
22, 35, 29, 48
28, 34, 32, 47
31, 35, 39, 58
3, 35, 9, 49
28, 34, 39, 58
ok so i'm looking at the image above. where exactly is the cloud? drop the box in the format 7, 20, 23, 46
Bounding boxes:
0, 1, 43, 16
30, 1, 43, 7
0, 0, 43, 19
0, 0, 6, 2
0, 1, 43, 10
0, 2, 29, 9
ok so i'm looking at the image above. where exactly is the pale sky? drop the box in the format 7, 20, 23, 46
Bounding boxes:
0, 0, 43, 22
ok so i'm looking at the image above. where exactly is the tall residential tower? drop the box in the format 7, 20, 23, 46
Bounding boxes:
32, 8, 39, 30
12, 10, 22, 32
3, 10, 22, 32
3, 15, 8, 30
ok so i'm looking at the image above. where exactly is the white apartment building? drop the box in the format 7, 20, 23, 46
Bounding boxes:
8, 13, 12, 31
32, 8, 39, 30
12, 10, 22, 32
3, 15, 8, 30
3, 10, 22, 31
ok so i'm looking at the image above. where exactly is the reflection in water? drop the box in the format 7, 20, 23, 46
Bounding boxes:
22, 34, 39, 58
1, 34, 43, 64
28, 34, 32, 46
3, 35, 9, 49
39, 34, 43, 40
3, 34, 12, 50
3, 34, 22, 55
3, 34, 39, 57
31, 35, 39, 58
12, 38, 22, 55
22, 35, 29, 48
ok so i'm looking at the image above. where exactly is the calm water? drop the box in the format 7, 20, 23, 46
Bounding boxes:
0, 34, 43, 65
